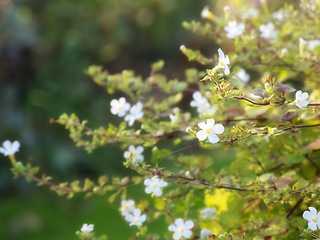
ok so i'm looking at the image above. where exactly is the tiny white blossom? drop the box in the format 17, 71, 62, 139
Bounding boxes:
242, 8, 258, 19
190, 91, 210, 113
272, 9, 289, 21
299, 38, 308, 48
125, 208, 147, 226
197, 119, 224, 144
169, 108, 180, 123
223, 6, 230, 16
201, 6, 213, 20
224, 21, 245, 39
125, 102, 144, 126
235, 68, 250, 84
217, 48, 230, 75
0, 140, 20, 156
200, 228, 213, 239
81, 224, 94, 233
259, 23, 277, 40
144, 176, 168, 197
294, 90, 309, 108
185, 171, 191, 177
303, 207, 320, 230
308, 39, 320, 51
280, 48, 288, 57
120, 199, 135, 216
202, 207, 217, 220
110, 97, 130, 117
168, 218, 194, 240
124, 145, 144, 163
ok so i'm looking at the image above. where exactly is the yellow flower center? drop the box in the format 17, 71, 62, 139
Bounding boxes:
206, 128, 211, 134
178, 227, 184, 233
221, 62, 225, 66
313, 217, 317, 222
133, 153, 137, 157
135, 219, 139, 223
297, 99, 300, 103
119, 106, 122, 110
153, 184, 158, 188
124, 205, 128, 210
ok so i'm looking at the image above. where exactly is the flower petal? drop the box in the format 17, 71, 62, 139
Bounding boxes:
175, 218, 184, 227
173, 232, 182, 240
295, 90, 302, 99
206, 118, 215, 126
183, 229, 192, 238
197, 130, 208, 141
300, 92, 309, 100
212, 124, 224, 134
184, 220, 194, 229
168, 225, 177, 231
308, 221, 317, 230
208, 133, 219, 143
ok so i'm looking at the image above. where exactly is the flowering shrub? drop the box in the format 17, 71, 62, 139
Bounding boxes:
3, 0, 320, 239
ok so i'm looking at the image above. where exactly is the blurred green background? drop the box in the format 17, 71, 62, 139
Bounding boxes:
0, 0, 212, 239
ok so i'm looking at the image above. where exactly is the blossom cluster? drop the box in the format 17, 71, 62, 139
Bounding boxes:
110, 97, 144, 126
120, 199, 146, 226
303, 207, 320, 230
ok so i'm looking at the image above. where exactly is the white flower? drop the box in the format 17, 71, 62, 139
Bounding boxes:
223, 6, 230, 17
217, 48, 230, 75
280, 48, 288, 57
303, 207, 320, 230
196, 119, 224, 144
201, 6, 213, 20
224, 21, 245, 39
272, 9, 289, 21
144, 176, 168, 196
125, 208, 147, 226
125, 102, 144, 126
259, 23, 277, 40
110, 97, 130, 117
0, 140, 20, 156
168, 218, 194, 240
235, 68, 250, 84
124, 145, 144, 163
242, 8, 258, 19
294, 90, 309, 108
201, 207, 217, 220
120, 199, 135, 216
185, 171, 191, 177
200, 228, 213, 239
190, 91, 210, 113
308, 39, 320, 51
169, 114, 179, 123
81, 223, 94, 233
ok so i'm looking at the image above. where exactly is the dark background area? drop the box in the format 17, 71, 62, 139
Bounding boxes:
0, 0, 212, 239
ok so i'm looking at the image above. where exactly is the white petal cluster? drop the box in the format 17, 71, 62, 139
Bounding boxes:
242, 8, 258, 19
168, 218, 194, 240
235, 68, 250, 84
259, 23, 277, 40
201, 6, 213, 20
81, 223, 94, 233
201, 207, 217, 220
169, 107, 180, 123
120, 199, 135, 216
224, 20, 245, 39
144, 176, 168, 197
294, 90, 309, 108
190, 91, 216, 116
125, 208, 147, 226
200, 228, 213, 239
196, 119, 224, 144
124, 145, 144, 163
125, 102, 144, 126
272, 9, 289, 21
0, 140, 20, 156
120, 200, 147, 226
217, 48, 230, 75
110, 97, 131, 117
303, 207, 320, 230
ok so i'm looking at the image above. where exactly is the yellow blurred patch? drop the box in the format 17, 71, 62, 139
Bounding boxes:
205, 189, 233, 212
